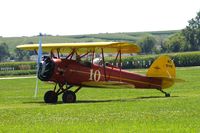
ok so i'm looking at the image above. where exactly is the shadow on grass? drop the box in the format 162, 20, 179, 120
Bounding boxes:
23, 95, 179, 105
77, 95, 178, 104
23, 101, 63, 105
136, 95, 178, 99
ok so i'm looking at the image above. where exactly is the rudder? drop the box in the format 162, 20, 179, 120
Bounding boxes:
146, 55, 176, 88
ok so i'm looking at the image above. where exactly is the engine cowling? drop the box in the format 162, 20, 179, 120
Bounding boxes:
38, 56, 55, 81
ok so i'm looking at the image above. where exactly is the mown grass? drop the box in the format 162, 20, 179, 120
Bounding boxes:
0, 67, 200, 132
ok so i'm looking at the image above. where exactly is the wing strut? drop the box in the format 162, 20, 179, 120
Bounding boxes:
91, 50, 95, 64
66, 49, 75, 59
57, 49, 60, 58
114, 50, 120, 64
101, 48, 107, 81
119, 50, 122, 82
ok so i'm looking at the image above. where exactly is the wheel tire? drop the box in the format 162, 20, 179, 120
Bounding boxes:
62, 91, 76, 103
165, 93, 170, 97
44, 91, 58, 103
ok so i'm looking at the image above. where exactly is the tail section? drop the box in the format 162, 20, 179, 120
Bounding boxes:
147, 55, 176, 89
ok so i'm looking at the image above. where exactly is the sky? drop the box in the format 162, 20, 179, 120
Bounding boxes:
0, 0, 200, 37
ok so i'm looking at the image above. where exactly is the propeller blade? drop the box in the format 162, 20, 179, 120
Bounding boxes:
34, 33, 43, 97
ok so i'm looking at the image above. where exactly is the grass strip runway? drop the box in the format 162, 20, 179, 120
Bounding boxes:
0, 67, 200, 132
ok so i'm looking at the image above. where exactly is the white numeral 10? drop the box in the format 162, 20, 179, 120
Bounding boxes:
89, 69, 101, 81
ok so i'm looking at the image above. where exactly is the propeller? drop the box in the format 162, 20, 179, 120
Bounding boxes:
34, 33, 43, 97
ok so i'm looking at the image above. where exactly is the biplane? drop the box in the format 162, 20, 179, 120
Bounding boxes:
17, 42, 177, 103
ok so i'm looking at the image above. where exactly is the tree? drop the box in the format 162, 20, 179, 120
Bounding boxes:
27, 42, 35, 56
182, 11, 200, 51
14, 42, 34, 61
163, 33, 187, 52
14, 48, 30, 61
137, 35, 156, 54
0, 43, 10, 62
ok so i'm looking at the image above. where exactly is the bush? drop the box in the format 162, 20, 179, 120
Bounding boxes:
1, 51, 200, 76
0, 62, 36, 71
170, 52, 200, 67
0, 62, 36, 76
106, 51, 200, 69
0, 70, 36, 76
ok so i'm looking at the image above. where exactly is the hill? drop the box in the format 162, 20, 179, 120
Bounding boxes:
0, 30, 179, 54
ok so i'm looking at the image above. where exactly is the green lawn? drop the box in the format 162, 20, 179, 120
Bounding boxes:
0, 67, 200, 132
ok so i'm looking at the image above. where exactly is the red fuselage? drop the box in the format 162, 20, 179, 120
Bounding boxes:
42, 58, 162, 89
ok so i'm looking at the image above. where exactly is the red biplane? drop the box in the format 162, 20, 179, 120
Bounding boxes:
17, 42, 177, 103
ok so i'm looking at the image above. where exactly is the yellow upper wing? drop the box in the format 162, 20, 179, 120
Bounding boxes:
16, 42, 140, 54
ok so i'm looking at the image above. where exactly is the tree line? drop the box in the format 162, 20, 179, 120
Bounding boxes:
138, 10, 200, 54
0, 42, 34, 62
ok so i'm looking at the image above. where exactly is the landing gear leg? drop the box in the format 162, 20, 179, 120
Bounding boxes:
43, 83, 71, 104
44, 83, 82, 103
158, 89, 170, 97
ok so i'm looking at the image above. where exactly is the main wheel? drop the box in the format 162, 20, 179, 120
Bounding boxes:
62, 91, 76, 103
44, 91, 58, 103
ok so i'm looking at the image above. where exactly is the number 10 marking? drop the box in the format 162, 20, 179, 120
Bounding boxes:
89, 69, 101, 81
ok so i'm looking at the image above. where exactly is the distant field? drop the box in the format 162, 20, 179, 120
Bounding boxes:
0, 30, 178, 54
0, 67, 200, 132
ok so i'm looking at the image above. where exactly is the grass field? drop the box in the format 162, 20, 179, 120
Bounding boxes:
0, 67, 200, 132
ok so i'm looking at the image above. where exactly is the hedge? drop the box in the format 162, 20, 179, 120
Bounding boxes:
170, 52, 200, 67
0, 62, 36, 76
106, 51, 200, 69
0, 62, 36, 71
0, 51, 200, 76
0, 70, 36, 76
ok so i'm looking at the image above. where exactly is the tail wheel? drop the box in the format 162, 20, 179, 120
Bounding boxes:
158, 89, 171, 97
62, 91, 76, 103
44, 91, 58, 103
165, 93, 170, 97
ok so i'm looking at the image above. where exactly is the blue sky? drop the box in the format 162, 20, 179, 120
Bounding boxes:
0, 0, 199, 37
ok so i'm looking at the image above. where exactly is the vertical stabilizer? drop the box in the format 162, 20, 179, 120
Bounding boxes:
147, 55, 176, 88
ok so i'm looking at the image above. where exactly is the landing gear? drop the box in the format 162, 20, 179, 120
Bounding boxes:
44, 91, 58, 103
62, 91, 76, 103
43, 83, 82, 104
165, 93, 170, 97
158, 89, 170, 97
